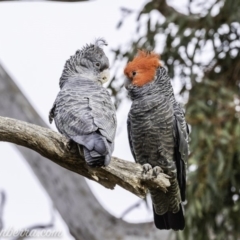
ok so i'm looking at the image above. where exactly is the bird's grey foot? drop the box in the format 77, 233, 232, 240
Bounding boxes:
77, 144, 85, 157
152, 166, 163, 177
143, 163, 152, 173
67, 139, 75, 151
142, 164, 164, 180
142, 163, 154, 179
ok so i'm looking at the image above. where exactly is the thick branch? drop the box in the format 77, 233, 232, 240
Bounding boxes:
0, 116, 170, 199
0, 0, 88, 2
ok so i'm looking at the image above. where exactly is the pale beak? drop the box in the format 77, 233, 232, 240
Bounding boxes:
99, 69, 110, 84
124, 78, 131, 88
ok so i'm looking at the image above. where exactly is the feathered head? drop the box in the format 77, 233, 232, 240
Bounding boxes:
124, 50, 161, 87
79, 38, 108, 66
60, 38, 110, 88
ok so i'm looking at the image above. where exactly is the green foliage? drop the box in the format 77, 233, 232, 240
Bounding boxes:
184, 79, 240, 240
113, 0, 240, 238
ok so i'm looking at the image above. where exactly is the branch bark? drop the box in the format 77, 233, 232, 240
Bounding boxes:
0, 0, 88, 2
0, 116, 170, 198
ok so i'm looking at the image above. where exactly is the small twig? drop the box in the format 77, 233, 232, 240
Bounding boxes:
11, 206, 56, 240
120, 199, 144, 219
121, 194, 153, 219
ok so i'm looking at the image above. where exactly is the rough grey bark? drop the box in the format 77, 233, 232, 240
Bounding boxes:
0, 116, 170, 198
0, 63, 170, 240
0, 0, 88, 2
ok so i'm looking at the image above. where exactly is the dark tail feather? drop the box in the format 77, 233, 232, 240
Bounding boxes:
80, 146, 112, 168
153, 204, 185, 231
74, 133, 112, 167
78, 145, 104, 167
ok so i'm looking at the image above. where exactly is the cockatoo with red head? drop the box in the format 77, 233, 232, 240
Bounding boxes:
124, 50, 189, 230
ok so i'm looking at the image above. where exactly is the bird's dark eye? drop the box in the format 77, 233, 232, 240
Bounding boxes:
95, 62, 100, 67
132, 71, 136, 76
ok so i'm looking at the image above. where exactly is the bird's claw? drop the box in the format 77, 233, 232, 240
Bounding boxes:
142, 163, 154, 180
143, 163, 152, 173
66, 139, 74, 151
142, 164, 163, 180
153, 166, 163, 177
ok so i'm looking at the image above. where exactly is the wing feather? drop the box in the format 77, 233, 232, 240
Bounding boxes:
53, 77, 116, 163
173, 113, 188, 201
127, 117, 136, 161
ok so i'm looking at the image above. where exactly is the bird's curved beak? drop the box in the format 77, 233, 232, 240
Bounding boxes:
124, 78, 131, 89
99, 69, 110, 84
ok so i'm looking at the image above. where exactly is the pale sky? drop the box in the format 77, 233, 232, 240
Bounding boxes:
0, 0, 191, 239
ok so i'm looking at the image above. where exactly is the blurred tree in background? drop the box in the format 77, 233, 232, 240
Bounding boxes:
111, 0, 240, 239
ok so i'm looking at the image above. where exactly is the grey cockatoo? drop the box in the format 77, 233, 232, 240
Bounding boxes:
124, 50, 189, 230
49, 39, 117, 167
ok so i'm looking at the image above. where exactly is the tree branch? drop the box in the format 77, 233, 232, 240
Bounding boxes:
141, 0, 228, 29
0, 116, 170, 199
0, 0, 88, 2
139, 0, 200, 27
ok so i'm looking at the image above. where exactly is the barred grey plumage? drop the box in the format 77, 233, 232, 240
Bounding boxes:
49, 39, 117, 167
125, 54, 189, 231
